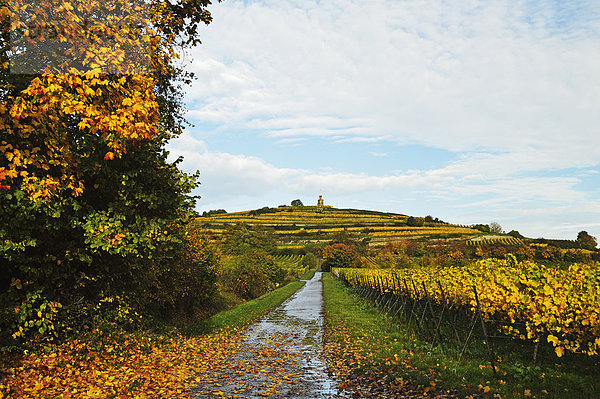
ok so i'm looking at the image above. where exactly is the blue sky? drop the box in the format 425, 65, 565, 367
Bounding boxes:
167, 0, 600, 240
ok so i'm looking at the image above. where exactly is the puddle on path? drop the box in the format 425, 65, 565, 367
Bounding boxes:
190, 272, 349, 398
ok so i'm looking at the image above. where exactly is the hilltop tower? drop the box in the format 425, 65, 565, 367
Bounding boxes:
317, 195, 324, 207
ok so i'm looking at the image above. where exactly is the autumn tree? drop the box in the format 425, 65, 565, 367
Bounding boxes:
0, 0, 220, 343
220, 224, 278, 256
472, 224, 491, 233
321, 243, 360, 272
577, 231, 598, 251
508, 230, 524, 239
222, 250, 271, 300
406, 216, 424, 227
202, 209, 227, 217
301, 252, 318, 269
489, 222, 504, 234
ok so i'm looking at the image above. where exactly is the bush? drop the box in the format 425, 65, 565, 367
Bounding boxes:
0, 136, 200, 344
301, 253, 318, 269
154, 224, 220, 319
221, 224, 277, 255
259, 253, 285, 286
508, 230, 524, 239
221, 250, 281, 300
202, 209, 227, 217
0, 281, 62, 345
321, 243, 360, 271
406, 217, 425, 227
472, 224, 491, 233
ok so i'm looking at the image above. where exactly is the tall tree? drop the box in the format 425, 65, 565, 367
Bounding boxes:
1, 0, 219, 343
489, 222, 503, 234
577, 231, 598, 250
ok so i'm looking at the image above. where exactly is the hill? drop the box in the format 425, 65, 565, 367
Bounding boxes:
198, 206, 488, 249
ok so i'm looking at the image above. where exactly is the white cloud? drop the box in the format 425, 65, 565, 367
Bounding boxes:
173, 0, 600, 239
170, 134, 586, 207
168, 139, 299, 199
187, 0, 600, 163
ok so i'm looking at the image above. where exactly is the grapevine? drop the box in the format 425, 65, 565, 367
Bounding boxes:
334, 259, 600, 358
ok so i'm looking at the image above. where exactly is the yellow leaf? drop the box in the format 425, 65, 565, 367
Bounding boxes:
547, 334, 559, 346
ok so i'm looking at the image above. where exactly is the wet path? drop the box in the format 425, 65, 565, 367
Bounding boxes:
190, 272, 347, 398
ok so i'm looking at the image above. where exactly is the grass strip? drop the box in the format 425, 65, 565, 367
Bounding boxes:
299, 268, 317, 280
322, 273, 599, 399
191, 280, 305, 334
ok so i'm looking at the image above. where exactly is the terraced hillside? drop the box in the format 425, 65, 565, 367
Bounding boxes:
198, 206, 482, 248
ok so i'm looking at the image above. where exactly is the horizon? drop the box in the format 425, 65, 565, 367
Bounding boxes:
195, 197, 592, 240
167, 0, 600, 241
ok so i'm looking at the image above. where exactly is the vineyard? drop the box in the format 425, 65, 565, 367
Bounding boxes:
466, 236, 524, 246
199, 206, 482, 248
333, 259, 600, 359
273, 254, 307, 277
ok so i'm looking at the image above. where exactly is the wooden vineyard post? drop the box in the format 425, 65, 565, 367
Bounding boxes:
452, 311, 463, 347
369, 276, 378, 302
413, 280, 430, 335
407, 280, 424, 333
391, 276, 404, 318
397, 278, 411, 318
460, 313, 480, 358
377, 275, 386, 308
472, 285, 497, 377
421, 281, 438, 340
432, 281, 449, 346
365, 276, 374, 301
383, 275, 395, 312
402, 279, 412, 318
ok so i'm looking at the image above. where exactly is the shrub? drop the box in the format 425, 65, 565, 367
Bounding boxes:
221, 250, 280, 300
321, 243, 360, 271
0, 281, 62, 345
202, 209, 227, 217
258, 252, 285, 286
301, 253, 318, 269
406, 216, 425, 227
472, 224, 491, 233
221, 224, 277, 255
508, 230, 524, 239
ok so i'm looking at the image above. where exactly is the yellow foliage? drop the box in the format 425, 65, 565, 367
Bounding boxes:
334, 259, 600, 358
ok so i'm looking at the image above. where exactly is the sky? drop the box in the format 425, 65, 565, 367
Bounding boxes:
167, 0, 600, 240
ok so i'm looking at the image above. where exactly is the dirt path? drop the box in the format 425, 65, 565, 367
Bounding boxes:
190, 272, 348, 398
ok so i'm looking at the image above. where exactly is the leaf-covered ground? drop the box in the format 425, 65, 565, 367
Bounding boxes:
323, 303, 461, 398
0, 276, 312, 398
0, 279, 312, 398
0, 330, 242, 398
189, 271, 344, 398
